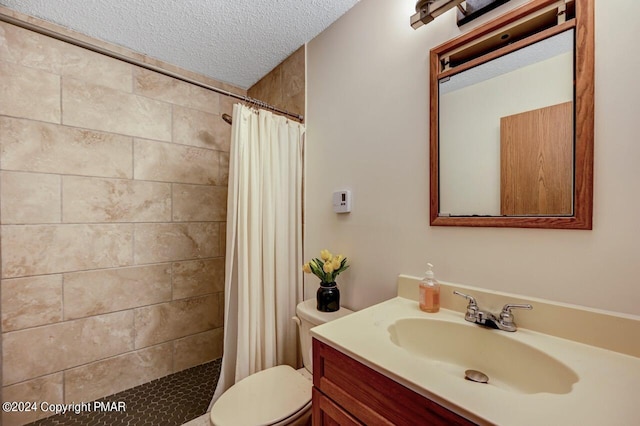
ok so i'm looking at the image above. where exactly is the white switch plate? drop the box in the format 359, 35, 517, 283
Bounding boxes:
333, 190, 351, 213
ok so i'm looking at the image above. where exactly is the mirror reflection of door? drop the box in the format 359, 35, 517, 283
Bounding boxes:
500, 102, 573, 215
437, 29, 574, 217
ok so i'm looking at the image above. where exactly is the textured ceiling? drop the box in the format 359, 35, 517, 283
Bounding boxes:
0, 0, 360, 89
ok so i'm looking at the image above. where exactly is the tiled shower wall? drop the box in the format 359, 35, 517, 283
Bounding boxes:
0, 20, 239, 425
248, 46, 305, 120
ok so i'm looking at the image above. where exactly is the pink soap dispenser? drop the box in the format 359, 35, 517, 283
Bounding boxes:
419, 263, 440, 313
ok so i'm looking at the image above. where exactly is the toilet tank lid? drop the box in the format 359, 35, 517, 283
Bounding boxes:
296, 298, 354, 326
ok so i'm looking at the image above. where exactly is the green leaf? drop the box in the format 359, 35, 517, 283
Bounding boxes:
333, 258, 349, 275
309, 261, 322, 276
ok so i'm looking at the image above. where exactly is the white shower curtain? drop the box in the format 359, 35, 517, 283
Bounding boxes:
210, 104, 305, 407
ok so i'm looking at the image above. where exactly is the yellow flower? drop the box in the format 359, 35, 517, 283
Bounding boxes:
320, 249, 332, 261
332, 257, 341, 270
303, 249, 349, 283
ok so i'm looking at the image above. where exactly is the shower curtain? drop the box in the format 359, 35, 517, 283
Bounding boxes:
210, 104, 305, 407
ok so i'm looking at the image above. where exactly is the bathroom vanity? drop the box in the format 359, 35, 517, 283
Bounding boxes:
312, 338, 473, 425
310, 276, 640, 425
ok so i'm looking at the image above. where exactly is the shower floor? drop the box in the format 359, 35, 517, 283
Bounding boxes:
28, 359, 221, 426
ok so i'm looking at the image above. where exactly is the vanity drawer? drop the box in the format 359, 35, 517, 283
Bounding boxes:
313, 339, 475, 426
313, 387, 363, 426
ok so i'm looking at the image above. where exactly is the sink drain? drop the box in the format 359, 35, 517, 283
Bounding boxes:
465, 369, 489, 384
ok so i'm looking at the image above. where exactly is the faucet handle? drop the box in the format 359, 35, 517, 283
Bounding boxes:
499, 304, 532, 331
501, 303, 533, 313
453, 291, 478, 322
453, 290, 477, 306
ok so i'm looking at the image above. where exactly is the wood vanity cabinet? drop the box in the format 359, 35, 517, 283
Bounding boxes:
312, 339, 476, 426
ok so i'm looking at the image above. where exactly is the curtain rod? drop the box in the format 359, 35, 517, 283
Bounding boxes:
0, 12, 304, 123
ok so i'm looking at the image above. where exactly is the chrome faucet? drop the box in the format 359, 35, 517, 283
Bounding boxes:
453, 291, 532, 332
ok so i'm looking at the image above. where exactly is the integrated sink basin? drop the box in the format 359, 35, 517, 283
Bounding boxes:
388, 318, 579, 395
312, 290, 640, 425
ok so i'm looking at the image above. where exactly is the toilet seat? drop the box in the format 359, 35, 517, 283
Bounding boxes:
210, 365, 312, 426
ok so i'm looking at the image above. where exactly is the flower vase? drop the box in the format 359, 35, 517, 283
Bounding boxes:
317, 282, 340, 312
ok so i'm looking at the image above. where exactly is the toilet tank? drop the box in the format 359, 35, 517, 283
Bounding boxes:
295, 299, 353, 373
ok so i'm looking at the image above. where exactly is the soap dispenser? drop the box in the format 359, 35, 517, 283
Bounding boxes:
419, 263, 440, 313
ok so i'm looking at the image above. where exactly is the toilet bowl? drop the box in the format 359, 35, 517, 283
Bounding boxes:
210, 299, 353, 426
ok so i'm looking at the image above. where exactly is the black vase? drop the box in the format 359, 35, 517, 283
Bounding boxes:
316, 282, 340, 312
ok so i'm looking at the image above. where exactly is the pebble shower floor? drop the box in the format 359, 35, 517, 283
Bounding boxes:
27, 359, 221, 426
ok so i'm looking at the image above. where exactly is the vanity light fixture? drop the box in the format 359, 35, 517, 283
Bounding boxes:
411, 0, 512, 29
411, 0, 465, 29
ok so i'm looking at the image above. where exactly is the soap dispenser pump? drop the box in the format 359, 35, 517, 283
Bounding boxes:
419, 263, 440, 313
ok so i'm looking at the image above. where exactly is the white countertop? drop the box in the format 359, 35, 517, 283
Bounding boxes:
311, 296, 640, 426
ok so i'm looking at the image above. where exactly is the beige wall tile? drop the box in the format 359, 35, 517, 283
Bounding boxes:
62, 44, 132, 92
63, 265, 172, 320
172, 183, 227, 222
62, 78, 171, 141
134, 294, 219, 348
0, 19, 234, 406
282, 46, 305, 96
247, 45, 305, 119
64, 343, 172, 403
283, 92, 305, 118
134, 223, 219, 264
0, 117, 132, 178
248, 65, 283, 108
136, 56, 246, 98
0, 22, 132, 94
133, 67, 220, 114
1, 224, 133, 278
1, 275, 63, 332
220, 222, 227, 261
281, 46, 306, 118
173, 328, 223, 372
2, 311, 134, 386
62, 176, 171, 223
134, 139, 220, 185
219, 152, 229, 186
173, 105, 231, 151
0, 171, 61, 224
0, 22, 64, 74
1, 373, 63, 426
219, 95, 236, 116
172, 258, 224, 300
217, 291, 225, 326
0, 61, 60, 123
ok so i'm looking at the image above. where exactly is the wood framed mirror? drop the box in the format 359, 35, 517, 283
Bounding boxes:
430, 0, 594, 229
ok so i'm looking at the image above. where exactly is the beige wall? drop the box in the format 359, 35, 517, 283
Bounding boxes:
0, 20, 237, 425
305, 0, 640, 316
248, 46, 305, 120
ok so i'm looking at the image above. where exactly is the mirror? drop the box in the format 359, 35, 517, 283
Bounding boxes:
440, 30, 574, 216
430, 0, 594, 229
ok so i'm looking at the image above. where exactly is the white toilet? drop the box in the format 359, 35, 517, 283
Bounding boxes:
210, 299, 353, 426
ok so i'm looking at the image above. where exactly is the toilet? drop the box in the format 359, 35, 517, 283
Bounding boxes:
210, 299, 353, 426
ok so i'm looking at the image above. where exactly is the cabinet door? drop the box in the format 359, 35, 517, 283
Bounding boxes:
313, 339, 476, 426
313, 387, 363, 426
